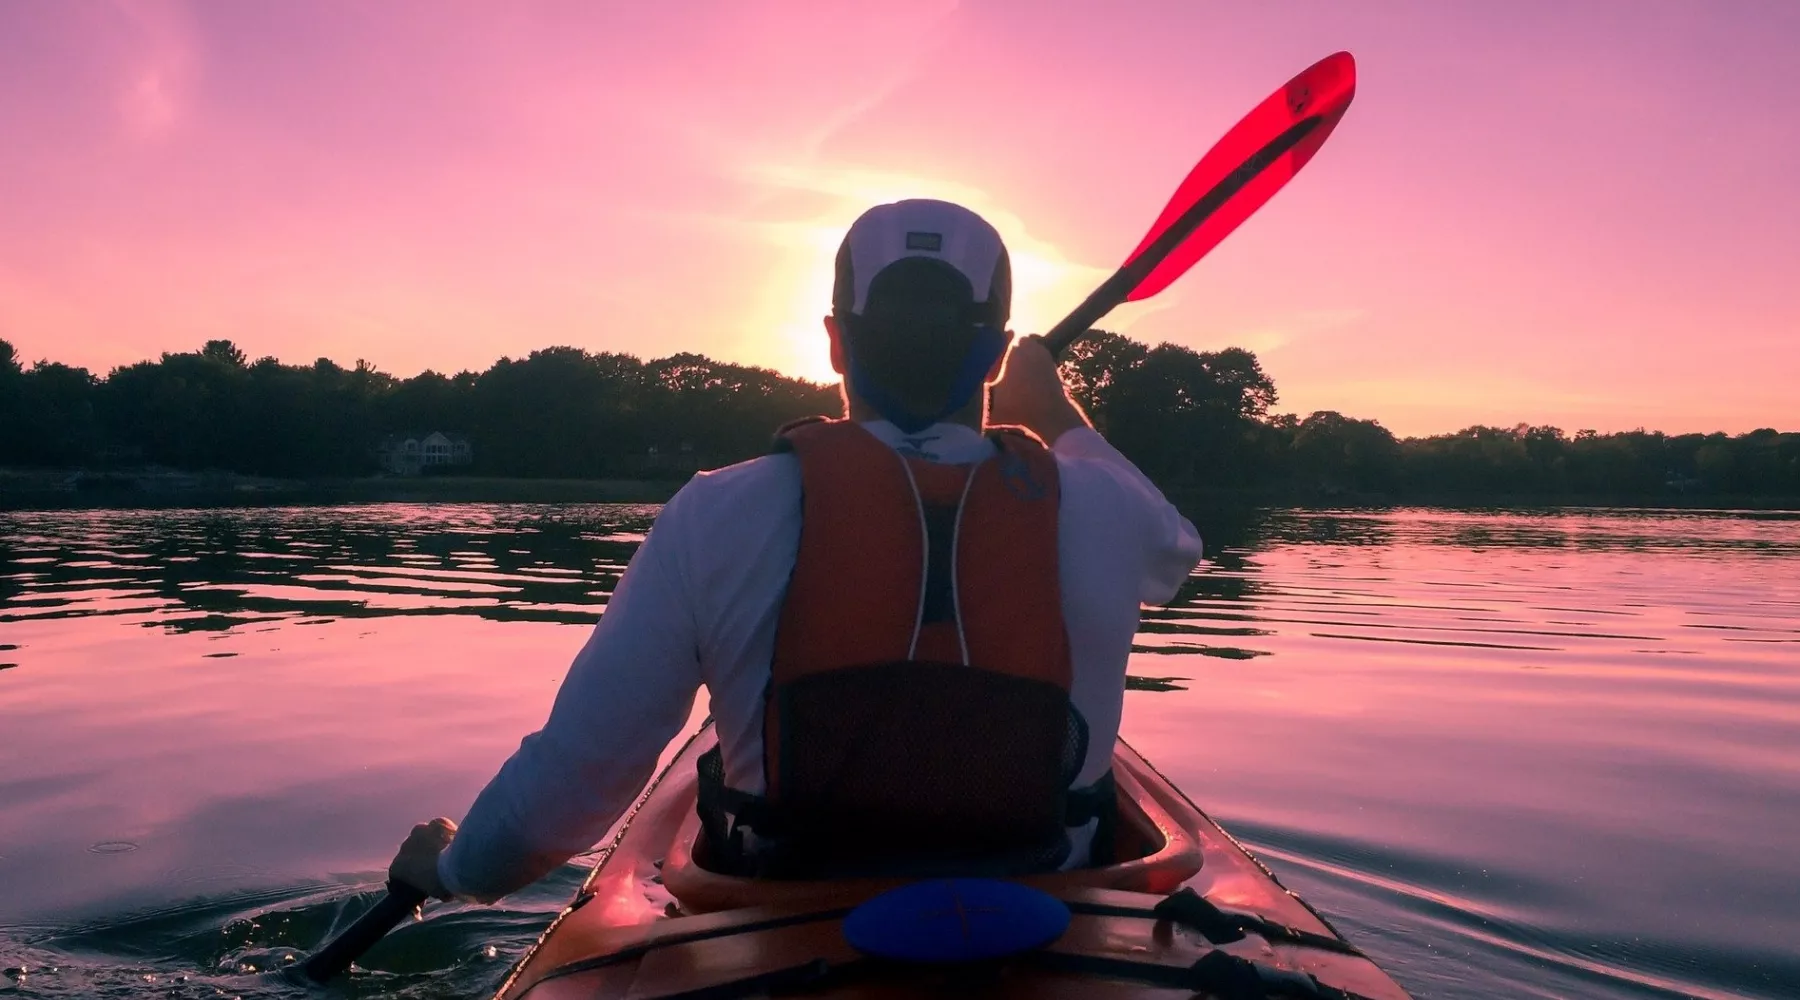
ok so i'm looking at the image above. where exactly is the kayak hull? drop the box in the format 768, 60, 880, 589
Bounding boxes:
494, 724, 1411, 999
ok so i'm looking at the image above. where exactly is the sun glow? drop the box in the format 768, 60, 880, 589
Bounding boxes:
745, 164, 1111, 383
752, 222, 845, 385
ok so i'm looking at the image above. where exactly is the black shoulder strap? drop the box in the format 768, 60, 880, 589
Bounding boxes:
695, 745, 785, 875
768, 415, 833, 454
1064, 769, 1114, 827
985, 424, 1049, 449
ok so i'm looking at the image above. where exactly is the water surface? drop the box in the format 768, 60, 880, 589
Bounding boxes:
2, 503, 1797, 998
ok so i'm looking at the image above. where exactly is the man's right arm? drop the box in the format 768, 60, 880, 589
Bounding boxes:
1052, 428, 1203, 604
990, 335, 1202, 603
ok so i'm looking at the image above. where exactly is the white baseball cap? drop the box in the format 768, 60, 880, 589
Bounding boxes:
831, 199, 1012, 328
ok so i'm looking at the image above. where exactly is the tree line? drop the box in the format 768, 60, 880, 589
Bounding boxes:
2, 334, 1795, 500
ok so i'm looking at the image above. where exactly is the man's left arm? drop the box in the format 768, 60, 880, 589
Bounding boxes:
390, 502, 704, 904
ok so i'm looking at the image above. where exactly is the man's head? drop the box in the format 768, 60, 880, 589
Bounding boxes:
825, 199, 1015, 431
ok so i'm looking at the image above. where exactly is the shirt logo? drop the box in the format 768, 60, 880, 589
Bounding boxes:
897, 433, 940, 459
999, 453, 1047, 501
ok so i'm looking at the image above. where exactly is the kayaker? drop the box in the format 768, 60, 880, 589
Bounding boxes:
388, 199, 1204, 901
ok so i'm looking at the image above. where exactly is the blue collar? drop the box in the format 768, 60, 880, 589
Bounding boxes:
847, 325, 1009, 435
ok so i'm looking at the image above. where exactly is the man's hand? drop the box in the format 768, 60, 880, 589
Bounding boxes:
989, 335, 1091, 444
389, 817, 457, 900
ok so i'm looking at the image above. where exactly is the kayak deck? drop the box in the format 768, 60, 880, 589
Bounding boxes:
494, 725, 1411, 999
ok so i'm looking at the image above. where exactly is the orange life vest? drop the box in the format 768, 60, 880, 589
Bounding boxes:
697, 419, 1109, 878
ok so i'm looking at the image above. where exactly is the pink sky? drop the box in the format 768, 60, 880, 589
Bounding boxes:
2, 1, 1796, 436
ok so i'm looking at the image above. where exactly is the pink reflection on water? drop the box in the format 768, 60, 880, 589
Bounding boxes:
1, 614, 631, 917
1125, 509, 1800, 983
1, 504, 1796, 999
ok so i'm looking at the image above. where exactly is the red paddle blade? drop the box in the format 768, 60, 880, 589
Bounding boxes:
1122, 51, 1356, 302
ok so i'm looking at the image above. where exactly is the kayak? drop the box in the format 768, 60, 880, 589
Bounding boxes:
493, 723, 1412, 999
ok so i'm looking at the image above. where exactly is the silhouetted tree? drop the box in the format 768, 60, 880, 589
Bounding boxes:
1290, 411, 1401, 492
5, 360, 101, 466
202, 339, 248, 367
1057, 330, 1149, 428
1058, 334, 1277, 484
0, 339, 21, 463
1, 332, 1793, 499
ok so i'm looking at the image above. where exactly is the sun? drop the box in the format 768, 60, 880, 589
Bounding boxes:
745, 219, 845, 384
763, 229, 844, 384
795, 333, 839, 385
773, 317, 839, 385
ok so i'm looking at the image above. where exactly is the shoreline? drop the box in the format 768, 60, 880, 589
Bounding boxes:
1162, 485, 1800, 514
4, 468, 1796, 514
0, 469, 687, 512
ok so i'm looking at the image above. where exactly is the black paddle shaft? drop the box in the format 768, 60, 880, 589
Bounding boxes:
301, 880, 430, 984
1041, 114, 1324, 360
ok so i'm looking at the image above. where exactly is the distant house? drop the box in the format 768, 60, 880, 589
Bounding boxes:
640, 440, 713, 475
377, 431, 473, 475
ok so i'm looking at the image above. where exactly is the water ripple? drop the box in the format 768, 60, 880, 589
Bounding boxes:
3, 503, 1797, 999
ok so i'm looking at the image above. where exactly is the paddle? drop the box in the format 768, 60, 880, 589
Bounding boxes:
1041, 51, 1357, 358
300, 879, 429, 983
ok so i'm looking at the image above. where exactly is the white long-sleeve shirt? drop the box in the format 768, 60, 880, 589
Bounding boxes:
438, 420, 1203, 901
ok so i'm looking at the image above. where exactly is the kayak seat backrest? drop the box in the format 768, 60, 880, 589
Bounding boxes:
663, 752, 1203, 914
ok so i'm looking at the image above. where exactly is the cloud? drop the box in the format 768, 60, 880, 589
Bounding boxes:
110, 0, 198, 140
1225, 307, 1369, 353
